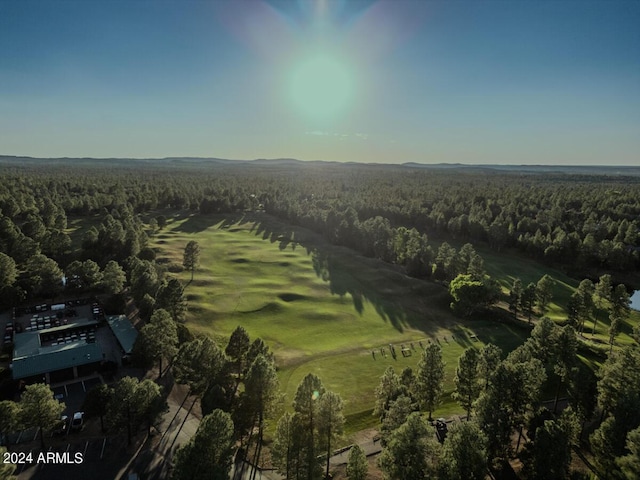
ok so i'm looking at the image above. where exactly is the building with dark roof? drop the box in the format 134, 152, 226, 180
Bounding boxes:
11, 318, 103, 383
106, 315, 138, 355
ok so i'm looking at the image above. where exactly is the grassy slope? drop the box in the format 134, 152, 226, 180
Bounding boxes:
149, 213, 530, 432
440, 239, 640, 348
476, 244, 640, 348
150, 213, 637, 437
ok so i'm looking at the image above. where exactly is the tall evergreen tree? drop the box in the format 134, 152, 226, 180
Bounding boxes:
378, 412, 441, 480
373, 366, 405, 421
0, 401, 21, 451
101, 260, 126, 294
478, 343, 502, 389
416, 343, 445, 421
173, 336, 226, 397
272, 412, 304, 480
508, 277, 523, 318
575, 279, 595, 335
439, 421, 488, 480
380, 395, 415, 446
156, 277, 186, 322
553, 325, 577, 412
593, 274, 613, 336
20, 384, 65, 450
608, 284, 631, 354
535, 274, 555, 315
244, 354, 280, 480
318, 391, 345, 479
521, 282, 537, 322
292, 374, 325, 480
226, 326, 251, 377
183, 240, 201, 281
346, 444, 368, 480
173, 409, 235, 480
617, 426, 640, 480
452, 348, 481, 419
476, 357, 546, 463
135, 308, 178, 377
521, 408, 579, 480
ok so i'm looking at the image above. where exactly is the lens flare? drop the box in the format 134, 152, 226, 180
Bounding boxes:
290, 55, 353, 119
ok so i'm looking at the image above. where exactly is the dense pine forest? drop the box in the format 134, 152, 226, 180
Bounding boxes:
1, 158, 640, 480
1, 159, 639, 304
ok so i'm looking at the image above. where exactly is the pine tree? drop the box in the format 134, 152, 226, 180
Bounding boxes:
183, 240, 201, 281
508, 278, 523, 318
439, 421, 488, 480
346, 444, 367, 480
378, 412, 441, 479
535, 274, 555, 315
173, 410, 235, 480
416, 343, 445, 421
292, 374, 325, 480
318, 391, 345, 479
20, 384, 65, 450
452, 348, 481, 419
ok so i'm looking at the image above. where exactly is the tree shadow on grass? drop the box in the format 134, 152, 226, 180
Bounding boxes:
470, 319, 531, 354
449, 325, 477, 349
172, 213, 246, 234
234, 214, 455, 336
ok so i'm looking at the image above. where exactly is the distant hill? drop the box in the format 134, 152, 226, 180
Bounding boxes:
1, 155, 639, 176
401, 162, 640, 176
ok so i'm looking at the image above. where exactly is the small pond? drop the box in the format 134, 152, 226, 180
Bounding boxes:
631, 290, 640, 311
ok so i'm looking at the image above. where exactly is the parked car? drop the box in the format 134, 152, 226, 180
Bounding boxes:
71, 412, 84, 431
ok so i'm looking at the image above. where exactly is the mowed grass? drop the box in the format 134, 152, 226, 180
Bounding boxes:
150, 212, 532, 431
479, 245, 640, 348
438, 240, 640, 349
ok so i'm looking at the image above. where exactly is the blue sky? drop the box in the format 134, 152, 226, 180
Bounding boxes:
1, 0, 638, 164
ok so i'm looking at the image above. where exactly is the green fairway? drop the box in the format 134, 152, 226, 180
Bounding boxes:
150, 212, 637, 435
149, 213, 534, 431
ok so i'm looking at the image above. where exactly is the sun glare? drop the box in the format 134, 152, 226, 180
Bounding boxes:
290, 55, 353, 119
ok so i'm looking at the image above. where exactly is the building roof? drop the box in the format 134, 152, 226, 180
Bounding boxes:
40, 319, 98, 336
12, 339, 103, 380
11, 318, 103, 379
106, 315, 138, 355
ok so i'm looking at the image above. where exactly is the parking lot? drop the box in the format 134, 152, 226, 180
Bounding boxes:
13, 433, 133, 480
51, 376, 103, 416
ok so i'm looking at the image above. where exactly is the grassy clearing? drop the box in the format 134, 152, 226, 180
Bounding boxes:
439, 240, 640, 349
66, 215, 102, 250
480, 245, 640, 348
149, 213, 532, 427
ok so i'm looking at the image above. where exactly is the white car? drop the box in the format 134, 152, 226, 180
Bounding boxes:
71, 411, 84, 431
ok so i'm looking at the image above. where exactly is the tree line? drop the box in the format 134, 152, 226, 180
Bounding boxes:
1, 162, 638, 310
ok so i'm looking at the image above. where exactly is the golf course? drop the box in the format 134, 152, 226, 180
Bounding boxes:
149, 211, 639, 433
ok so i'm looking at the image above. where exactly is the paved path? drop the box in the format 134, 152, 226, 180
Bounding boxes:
329, 437, 382, 466
126, 384, 201, 480
231, 437, 384, 480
